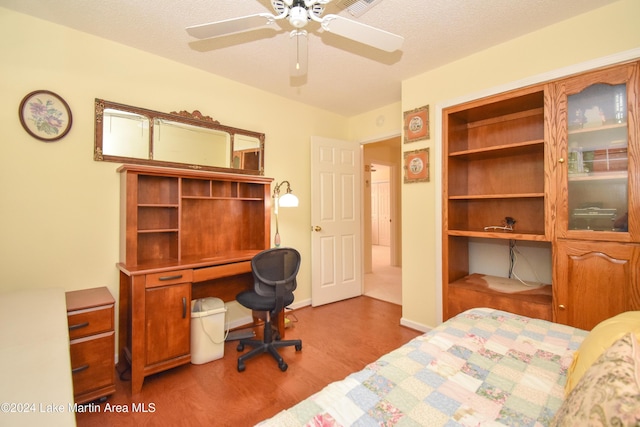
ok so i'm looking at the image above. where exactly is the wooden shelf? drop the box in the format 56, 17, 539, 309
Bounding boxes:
449, 193, 544, 200
447, 274, 552, 321
447, 229, 548, 241
568, 122, 627, 135
568, 171, 627, 182
449, 139, 544, 160
182, 196, 264, 201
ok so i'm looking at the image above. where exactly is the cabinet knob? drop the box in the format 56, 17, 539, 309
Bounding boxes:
558, 304, 566, 310
558, 158, 565, 163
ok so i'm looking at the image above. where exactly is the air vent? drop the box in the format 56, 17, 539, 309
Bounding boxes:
336, 0, 383, 17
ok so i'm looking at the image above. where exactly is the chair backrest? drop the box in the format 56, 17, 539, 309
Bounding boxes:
251, 247, 301, 297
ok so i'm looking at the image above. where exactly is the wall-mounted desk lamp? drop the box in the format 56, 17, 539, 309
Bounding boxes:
272, 180, 299, 247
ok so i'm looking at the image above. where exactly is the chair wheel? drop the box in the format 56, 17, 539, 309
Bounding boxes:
279, 362, 288, 372
237, 361, 245, 372
237, 343, 244, 351
295, 343, 302, 351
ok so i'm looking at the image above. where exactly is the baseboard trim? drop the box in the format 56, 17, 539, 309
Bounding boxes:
226, 298, 312, 331
400, 317, 432, 333
287, 298, 311, 310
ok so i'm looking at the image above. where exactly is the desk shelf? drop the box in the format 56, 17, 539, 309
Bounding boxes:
120, 164, 272, 267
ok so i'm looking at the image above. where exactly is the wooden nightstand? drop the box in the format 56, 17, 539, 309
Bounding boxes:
66, 287, 116, 404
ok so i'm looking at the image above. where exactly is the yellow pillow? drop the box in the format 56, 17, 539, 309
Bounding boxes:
565, 311, 640, 396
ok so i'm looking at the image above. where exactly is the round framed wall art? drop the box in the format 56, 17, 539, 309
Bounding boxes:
19, 90, 72, 142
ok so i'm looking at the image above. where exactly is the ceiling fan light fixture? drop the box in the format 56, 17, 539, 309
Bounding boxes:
288, 6, 309, 28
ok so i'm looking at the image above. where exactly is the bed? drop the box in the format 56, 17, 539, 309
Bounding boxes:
259, 307, 640, 426
0, 288, 76, 427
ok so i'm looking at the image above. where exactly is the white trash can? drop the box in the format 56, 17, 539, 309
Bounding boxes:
191, 297, 227, 364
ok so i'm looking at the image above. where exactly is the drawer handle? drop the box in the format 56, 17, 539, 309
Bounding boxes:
72, 364, 90, 374
159, 274, 183, 281
182, 297, 187, 319
68, 322, 89, 331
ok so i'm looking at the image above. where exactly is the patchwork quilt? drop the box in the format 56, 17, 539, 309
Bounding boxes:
258, 308, 587, 427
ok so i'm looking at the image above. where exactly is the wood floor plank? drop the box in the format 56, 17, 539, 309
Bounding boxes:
75, 296, 423, 427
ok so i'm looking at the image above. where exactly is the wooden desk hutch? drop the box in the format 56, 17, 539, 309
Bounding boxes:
116, 165, 272, 393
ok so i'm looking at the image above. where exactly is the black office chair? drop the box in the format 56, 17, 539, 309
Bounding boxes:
235, 247, 302, 372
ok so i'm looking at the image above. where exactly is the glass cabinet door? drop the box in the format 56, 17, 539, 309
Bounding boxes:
557, 63, 637, 241
567, 82, 628, 232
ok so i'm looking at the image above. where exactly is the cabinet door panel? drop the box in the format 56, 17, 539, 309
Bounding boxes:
554, 63, 639, 241
145, 283, 191, 365
554, 240, 640, 330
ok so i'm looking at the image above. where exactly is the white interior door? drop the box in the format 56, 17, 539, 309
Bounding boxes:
311, 136, 362, 306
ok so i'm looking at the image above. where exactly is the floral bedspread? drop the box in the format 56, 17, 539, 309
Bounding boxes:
258, 308, 587, 427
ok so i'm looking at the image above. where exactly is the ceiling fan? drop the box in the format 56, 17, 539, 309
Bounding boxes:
186, 0, 404, 77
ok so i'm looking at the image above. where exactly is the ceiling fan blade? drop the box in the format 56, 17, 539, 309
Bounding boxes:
186, 13, 277, 39
289, 30, 308, 76
320, 14, 403, 52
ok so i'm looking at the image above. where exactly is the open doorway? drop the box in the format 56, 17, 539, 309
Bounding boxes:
363, 138, 402, 305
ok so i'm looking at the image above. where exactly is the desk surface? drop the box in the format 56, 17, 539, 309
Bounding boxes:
0, 288, 76, 427
117, 249, 261, 276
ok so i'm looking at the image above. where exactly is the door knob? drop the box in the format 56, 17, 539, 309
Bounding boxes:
312, 226, 322, 232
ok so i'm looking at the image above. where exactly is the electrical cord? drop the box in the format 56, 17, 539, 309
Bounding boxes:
508, 239, 544, 287
284, 307, 298, 327
483, 225, 513, 231
197, 315, 230, 345
484, 216, 516, 232
194, 298, 230, 345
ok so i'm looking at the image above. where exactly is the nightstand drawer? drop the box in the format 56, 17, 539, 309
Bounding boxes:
68, 304, 114, 339
70, 332, 115, 396
66, 287, 116, 403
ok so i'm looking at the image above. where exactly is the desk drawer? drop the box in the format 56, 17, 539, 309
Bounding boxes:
193, 261, 252, 282
146, 269, 193, 288
70, 332, 115, 396
68, 305, 114, 340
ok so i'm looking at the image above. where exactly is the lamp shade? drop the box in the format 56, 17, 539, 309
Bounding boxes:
278, 192, 299, 207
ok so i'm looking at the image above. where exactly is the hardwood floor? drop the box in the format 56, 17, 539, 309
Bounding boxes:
76, 296, 422, 427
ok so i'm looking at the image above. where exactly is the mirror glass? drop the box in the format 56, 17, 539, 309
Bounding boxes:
95, 99, 264, 174
102, 109, 150, 159
153, 118, 230, 168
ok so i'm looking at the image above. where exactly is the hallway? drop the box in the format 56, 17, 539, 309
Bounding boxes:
364, 244, 401, 305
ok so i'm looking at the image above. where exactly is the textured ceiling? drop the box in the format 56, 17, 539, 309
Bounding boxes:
1, 0, 617, 116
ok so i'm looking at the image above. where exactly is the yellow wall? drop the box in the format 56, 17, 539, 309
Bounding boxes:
348, 102, 402, 142
400, 0, 640, 328
0, 8, 349, 322
1, 0, 639, 333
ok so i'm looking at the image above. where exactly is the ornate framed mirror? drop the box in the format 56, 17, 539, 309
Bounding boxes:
94, 99, 264, 175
